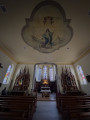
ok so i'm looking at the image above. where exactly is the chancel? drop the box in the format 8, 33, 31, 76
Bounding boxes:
34, 63, 57, 94
0, 0, 90, 120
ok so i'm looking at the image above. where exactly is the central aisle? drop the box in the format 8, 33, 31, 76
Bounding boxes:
32, 101, 62, 120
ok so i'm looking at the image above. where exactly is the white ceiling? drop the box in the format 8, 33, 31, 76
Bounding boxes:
0, 0, 90, 64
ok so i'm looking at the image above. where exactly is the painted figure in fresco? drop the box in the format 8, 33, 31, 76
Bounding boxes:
42, 28, 53, 46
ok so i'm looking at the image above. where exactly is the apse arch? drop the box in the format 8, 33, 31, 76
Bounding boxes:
32, 62, 58, 91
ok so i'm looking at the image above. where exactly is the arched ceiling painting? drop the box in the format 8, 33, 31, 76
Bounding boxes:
22, 0, 73, 53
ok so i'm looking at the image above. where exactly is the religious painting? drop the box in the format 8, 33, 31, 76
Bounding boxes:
22, 0, 73, 53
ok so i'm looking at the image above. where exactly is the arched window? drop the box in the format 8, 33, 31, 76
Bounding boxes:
77, 65, 87, 85
35, 65, 42, 82
3, 64, 14, 84
49, 66, 54, 81
43, 65, 48, 80
35, 63, 56, 82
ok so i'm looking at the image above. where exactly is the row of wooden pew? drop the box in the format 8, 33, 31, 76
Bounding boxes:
56, 95, 90, 120
0, 95, 37, 120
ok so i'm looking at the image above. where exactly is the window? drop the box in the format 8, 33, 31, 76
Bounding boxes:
49, 67, 54, 81
3, 64, 14, 84
35, 64, 56, 82
43, 66, 48, 80
35, 65, 42, 82
77, 65, 87, 85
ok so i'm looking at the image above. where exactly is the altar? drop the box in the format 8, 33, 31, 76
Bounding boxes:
41, 87, 51, 97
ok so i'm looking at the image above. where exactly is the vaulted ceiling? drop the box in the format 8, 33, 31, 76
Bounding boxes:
0, 0, 90, 64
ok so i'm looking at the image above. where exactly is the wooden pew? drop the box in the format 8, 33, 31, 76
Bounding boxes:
0, 95, 37, 120
0, 112, 26, 120
78, 112, 90, 120
0, 102, 32, 120
0, 95, 37, 110
56, 95, 90, 120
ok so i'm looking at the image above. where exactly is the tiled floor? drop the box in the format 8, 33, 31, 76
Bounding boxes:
32, 101, 62, 120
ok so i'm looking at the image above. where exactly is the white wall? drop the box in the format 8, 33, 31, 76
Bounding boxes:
11, 64, 35, 94
0, 51, 16, 92
74, 53, 90, 95
57, 64, 79, 93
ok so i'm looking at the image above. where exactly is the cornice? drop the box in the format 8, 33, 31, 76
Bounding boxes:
0, 47, 17, 63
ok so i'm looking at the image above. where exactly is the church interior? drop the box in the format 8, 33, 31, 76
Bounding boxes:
0, 0, 90, 120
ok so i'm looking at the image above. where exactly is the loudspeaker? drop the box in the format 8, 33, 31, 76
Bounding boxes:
86, 75, 90, 82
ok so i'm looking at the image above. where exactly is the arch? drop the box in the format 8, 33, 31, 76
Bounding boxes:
32, 62, 58, 90
77, 65, 87, 85
30, 0, 67, 21
3, 64, 14, 84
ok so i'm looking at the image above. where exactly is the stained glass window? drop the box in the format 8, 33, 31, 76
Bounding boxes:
3, 64, 13, 84
77, 65, 87, 85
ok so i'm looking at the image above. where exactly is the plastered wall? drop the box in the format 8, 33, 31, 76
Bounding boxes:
0, 51, 16, 92
74, 53, 90, 95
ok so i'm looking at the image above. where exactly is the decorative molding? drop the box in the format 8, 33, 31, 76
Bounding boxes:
17, 62, 72, 65
0, 47, 17, 63
22, 0, 73, 53
72, 48, 90, 64
0, 46, 89, 65
17, 48, 90, 65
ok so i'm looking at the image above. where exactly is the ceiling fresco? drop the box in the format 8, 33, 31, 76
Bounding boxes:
22, 0, 73, 53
